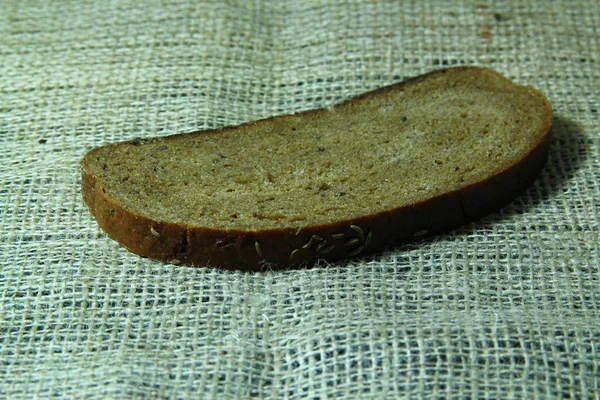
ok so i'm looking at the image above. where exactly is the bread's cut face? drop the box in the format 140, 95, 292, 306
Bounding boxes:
84, 67, 550, 230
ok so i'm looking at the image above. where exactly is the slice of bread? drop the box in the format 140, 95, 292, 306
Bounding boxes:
82, 66, 552, 270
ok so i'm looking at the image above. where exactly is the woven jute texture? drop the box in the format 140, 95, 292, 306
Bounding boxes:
1, 1, 599, 398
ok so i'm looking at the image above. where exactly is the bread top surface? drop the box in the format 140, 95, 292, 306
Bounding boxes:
83, 67, 551, 230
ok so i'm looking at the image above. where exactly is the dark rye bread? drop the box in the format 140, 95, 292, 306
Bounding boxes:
82, 66, 552, 271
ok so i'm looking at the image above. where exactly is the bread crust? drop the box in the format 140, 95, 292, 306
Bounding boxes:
82, 67, 552, 271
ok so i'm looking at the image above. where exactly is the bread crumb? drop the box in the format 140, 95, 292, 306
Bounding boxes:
413, 230, 428, 238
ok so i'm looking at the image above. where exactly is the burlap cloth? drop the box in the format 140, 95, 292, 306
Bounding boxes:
1, 1, 599, 398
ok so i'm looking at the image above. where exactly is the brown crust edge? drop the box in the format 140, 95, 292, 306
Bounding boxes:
81, 66, 553, 271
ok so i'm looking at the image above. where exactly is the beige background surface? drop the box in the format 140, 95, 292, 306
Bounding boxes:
1, 0, 599, 398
